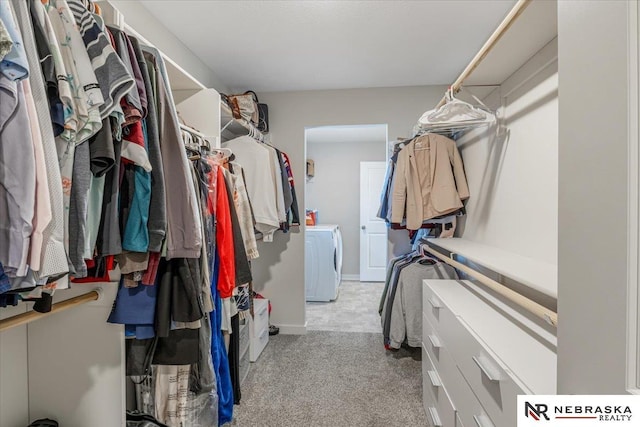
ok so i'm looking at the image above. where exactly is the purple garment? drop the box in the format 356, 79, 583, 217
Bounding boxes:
122, 31, 146, 118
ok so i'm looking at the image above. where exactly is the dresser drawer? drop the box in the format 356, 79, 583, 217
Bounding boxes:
441, 309, 524, 427
423, 315, 446, 368
423, 346, 457, 427
440, 354, 495, 427
249, 321, 269, 362
423, 281, 447, 332
252, 299, 269, 334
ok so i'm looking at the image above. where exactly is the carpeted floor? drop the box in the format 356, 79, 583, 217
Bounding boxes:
231, 331, 426, 426
305, 281, 385, 333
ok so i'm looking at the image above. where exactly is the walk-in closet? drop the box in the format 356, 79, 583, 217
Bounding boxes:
0, 0, 638, 426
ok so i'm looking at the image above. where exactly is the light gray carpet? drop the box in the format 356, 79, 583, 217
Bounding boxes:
305, 281, 385, 333
232, 331, 426, 426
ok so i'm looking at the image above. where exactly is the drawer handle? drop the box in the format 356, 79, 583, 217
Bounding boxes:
473, 414, 494, 427
428, 334, 442, 349
427, 370, 442, 388
427, 407, 442, 427
472, 356, 500, 382
259, 329, 269, 340
428, 297, 442, 309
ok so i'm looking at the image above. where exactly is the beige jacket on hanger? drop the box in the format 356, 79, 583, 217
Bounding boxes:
391, 133, 470, 230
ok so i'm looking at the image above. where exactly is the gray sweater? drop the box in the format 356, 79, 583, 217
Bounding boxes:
131, 36, 166, 253
142, 46, 201, 259
388, 261, 458, 349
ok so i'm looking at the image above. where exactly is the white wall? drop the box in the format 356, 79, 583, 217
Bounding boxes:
0, 285, 122, 427
557, 1, 631, 394
0, 305, 29, 426
254, 85, 446, 333
457, 39, 558, 266
307, 139, 387, 276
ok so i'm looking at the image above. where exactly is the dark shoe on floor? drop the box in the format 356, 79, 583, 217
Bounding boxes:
269, 325, 279, 335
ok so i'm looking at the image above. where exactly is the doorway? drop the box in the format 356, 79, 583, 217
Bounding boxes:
304, 124, 388, 333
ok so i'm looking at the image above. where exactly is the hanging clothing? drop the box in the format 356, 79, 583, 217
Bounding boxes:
215, 166, 236, 298
0, 0, 28, 81
0, 18, 13, 62
222, 136, 280, 239
131, 35, 166, 254
14, 0, 68, 285
143, 46, 202, 259
67, 0, 134, 118
28, 2, 64, 137
0, 74, 36, 278
379, 252, 458, 350
223, 169, 252, 287
23, 79, 52, 274
228, 162, 259, 260
281, 151, 301, 226
387, 260, 457, 349
211, 251, 234, 426
391, 133, 470, 230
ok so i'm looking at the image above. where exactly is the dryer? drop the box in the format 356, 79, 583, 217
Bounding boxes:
305, 224, 343, 302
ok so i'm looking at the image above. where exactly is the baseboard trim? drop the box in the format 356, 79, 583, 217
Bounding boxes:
274, 323, 307, 335
341, 274, 360, 281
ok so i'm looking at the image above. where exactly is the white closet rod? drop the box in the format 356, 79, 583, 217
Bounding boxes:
423, 245, 558, 327
180, 123, 206, 139
435, 0, 532, 108
0, 290, 102, 332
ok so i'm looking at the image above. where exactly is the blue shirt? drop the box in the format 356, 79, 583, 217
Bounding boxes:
0, 3, 29, 81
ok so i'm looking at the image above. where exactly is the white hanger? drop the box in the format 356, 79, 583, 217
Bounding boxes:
416, 87, 496, 135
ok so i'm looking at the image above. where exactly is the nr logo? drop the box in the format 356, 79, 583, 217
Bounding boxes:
525, 402, 551, 421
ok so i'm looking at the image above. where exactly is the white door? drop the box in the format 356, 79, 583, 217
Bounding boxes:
360, 162, 388, 282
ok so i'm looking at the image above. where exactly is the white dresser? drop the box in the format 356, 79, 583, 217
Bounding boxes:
249, 298, 270, 362
422, 280, 557, 427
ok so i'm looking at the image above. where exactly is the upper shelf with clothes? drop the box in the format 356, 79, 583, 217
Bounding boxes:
220, 102, 267, 143
98, 1, 222, 148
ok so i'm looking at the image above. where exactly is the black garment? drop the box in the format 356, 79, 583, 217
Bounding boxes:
228, 313, 241, 404
97, 133, 123, 256
126, 337, 157, 376
119, 163, 136, 242
126, 411, 168, 427
289, 178, 301, 226
28, 1, 64, 137
89, 117, 116, 177
223, 173, 252, 286
32, 292, 53, 313
172, 258, 204, 322
152, 328, 200, 365
155, 258, 204, 338
274, 148, 292, 230
28, 419, 58, 427
191, 311, 215, 394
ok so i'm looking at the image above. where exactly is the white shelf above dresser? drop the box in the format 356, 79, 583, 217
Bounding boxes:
427, 238, 558, 300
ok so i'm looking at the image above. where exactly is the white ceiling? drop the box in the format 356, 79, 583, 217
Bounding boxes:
306, 124, 387, 145
139, 0, 517, 93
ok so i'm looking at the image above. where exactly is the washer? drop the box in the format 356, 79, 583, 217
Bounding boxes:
305, 224, 343, 302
